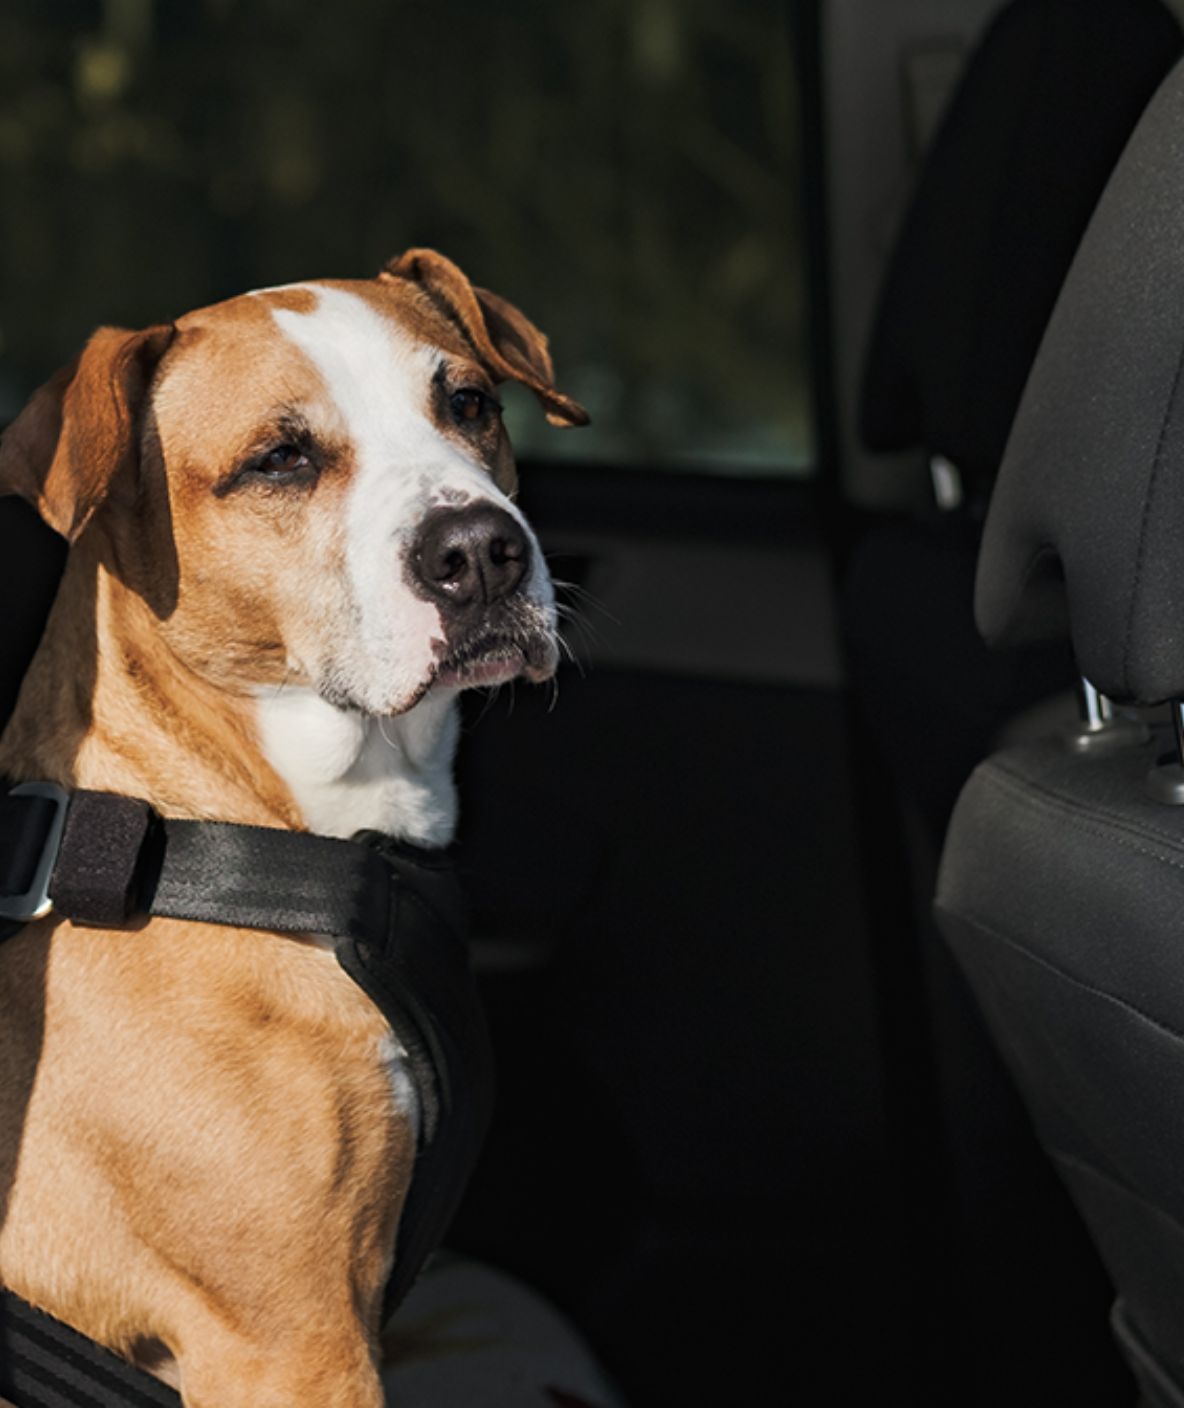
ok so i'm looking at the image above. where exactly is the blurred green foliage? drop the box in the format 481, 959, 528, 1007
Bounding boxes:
0, 0, 812, 473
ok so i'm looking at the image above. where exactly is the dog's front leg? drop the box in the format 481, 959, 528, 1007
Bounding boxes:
0, 920, 411, 1408
167, 1320, 386, 1408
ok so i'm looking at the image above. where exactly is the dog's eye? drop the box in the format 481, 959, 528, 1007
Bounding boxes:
260, 445, 309, 475
450, 388, 499, 424
221, 440, 319, 496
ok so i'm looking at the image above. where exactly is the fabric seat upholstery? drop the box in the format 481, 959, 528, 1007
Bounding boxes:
936, 50, 1184, 1407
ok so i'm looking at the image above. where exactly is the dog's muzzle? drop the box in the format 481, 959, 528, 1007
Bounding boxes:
410, 503, 531, 617
408, 503, 556, 688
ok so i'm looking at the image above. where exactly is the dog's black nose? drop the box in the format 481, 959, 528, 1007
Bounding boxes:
412, 503, 531, 611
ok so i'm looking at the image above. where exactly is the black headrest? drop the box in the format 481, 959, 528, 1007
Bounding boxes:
861, 0, 1181, 503
976, 54, 1184, 706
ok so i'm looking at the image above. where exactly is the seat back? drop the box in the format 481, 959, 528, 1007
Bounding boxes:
861, 0, 1183, 510
937, 51, 1184, 1406
939, 737, 1184, 1407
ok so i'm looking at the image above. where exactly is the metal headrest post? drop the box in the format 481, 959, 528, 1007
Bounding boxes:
1079, 677, 1113, 731
1068, 677, 1145, 754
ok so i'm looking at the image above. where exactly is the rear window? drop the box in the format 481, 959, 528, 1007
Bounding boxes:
0, 0, 813, 478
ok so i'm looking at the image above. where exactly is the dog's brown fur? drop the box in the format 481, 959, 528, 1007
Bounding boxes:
0, 250, 585, 1406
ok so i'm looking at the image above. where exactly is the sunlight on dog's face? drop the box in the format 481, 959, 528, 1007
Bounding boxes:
146, 279, 559, 718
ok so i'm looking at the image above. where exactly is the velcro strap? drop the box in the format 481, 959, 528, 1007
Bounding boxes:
0, 794, 58, 899
49, 793, 155, 928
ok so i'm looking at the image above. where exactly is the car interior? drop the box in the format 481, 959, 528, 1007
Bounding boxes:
4, 0, 1184, 1404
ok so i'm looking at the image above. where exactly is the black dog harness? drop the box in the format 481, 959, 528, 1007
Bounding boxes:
0, 783, 494, 1408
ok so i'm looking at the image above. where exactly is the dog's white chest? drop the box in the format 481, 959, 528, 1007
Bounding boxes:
255, 686, 460, 846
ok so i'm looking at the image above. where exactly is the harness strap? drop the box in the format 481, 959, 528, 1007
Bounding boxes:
0, 1292, 180, 1408
0, 787, 395, 940
0, 785, 493, 1407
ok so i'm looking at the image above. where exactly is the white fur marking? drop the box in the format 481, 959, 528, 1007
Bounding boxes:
379, 1030, 422, 1146
254, 283, 553, 838
255, 685, 460, 844
268, 285, 550, 717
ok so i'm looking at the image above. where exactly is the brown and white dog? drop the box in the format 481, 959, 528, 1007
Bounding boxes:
0, 250, 586, 1406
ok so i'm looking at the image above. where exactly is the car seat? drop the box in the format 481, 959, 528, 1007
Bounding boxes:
936, 49, 1184, 1408
841, 2, 1182, 1400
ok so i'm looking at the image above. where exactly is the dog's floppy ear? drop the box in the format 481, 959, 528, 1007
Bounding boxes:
381, 248, 590, 428
0, 324, 174, 543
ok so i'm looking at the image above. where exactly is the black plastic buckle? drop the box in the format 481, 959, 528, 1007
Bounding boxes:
0, 782, 70, 922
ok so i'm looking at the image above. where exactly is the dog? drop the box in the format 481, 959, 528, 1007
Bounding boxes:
0, 249, 587, 1406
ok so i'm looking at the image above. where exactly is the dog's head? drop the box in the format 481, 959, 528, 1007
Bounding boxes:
0, 249, 587, 718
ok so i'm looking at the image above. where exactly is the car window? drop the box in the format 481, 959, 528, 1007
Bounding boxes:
0, 0, 813, 479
